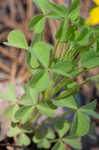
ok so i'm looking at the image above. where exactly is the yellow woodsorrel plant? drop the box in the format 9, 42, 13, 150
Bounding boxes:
1, 0, 99, 149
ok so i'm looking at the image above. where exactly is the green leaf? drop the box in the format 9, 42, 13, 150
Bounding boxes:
19, 90, 37, 105
33, 0, 48, 14
56, 86, 78, 100
56, 20, 68, 41
19, 94, 32, 105
37, 139, 51, 149
7, 126, 21, 137
81, 50, 99, 69
64, 138, 82, 149
37, 101, 55, 117
16, 133, 31, 146
31, 33, 42, 46
55, 120, 70, 137
21, 87, 38, 105
48, 2, 66, 18
67, 81, 77, 89
71, 111, 90, 136
46, 128, 55, 139
46, 101, 57, 110
65, 24, 78, 41
80, 30, 93, 45
30, 71, 50, 92
65, 41, 81, 59
53, 96, 78, 109
50, 61, 72, 77
28, 88, 38, 105
56, 21, 64, 40
77, 17, 85, 26
3, 104, 19, 122
23, 126, 33, 134
33, 129, 45, 143
0, 84, 16, 101
23, 83, 38, 102
29, 14, 46, 33
30, 41, 52, 67
26, 52, 39, 69
69, 7, 79, 21
52, 141, 65, 150
47, 12, 63, 20
80, 100, 96, 110
77, 112, 90, 136
69, 0, 80, 13
15, 106, 33, 124
80, 109, 99, 119
76, 26, 89, 41
70, 113, 78, 136
33, 128, 55, 143
5, 30, 28, 50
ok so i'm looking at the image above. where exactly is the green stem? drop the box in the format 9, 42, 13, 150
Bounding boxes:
32, 111, 41, 125
49, 138, 60, 143
41, 31, 44, 41
34, 109, 74, 131
58, 42, 64, 61
52, 67, 98, 98
80, 74, 99, 86
25, 108, 41, 128
56, 73, 99, 99
63, 43, 69, 57
49, 39, 60, 67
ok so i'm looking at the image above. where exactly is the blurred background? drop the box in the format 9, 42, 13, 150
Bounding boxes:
0, 0, 99, 150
